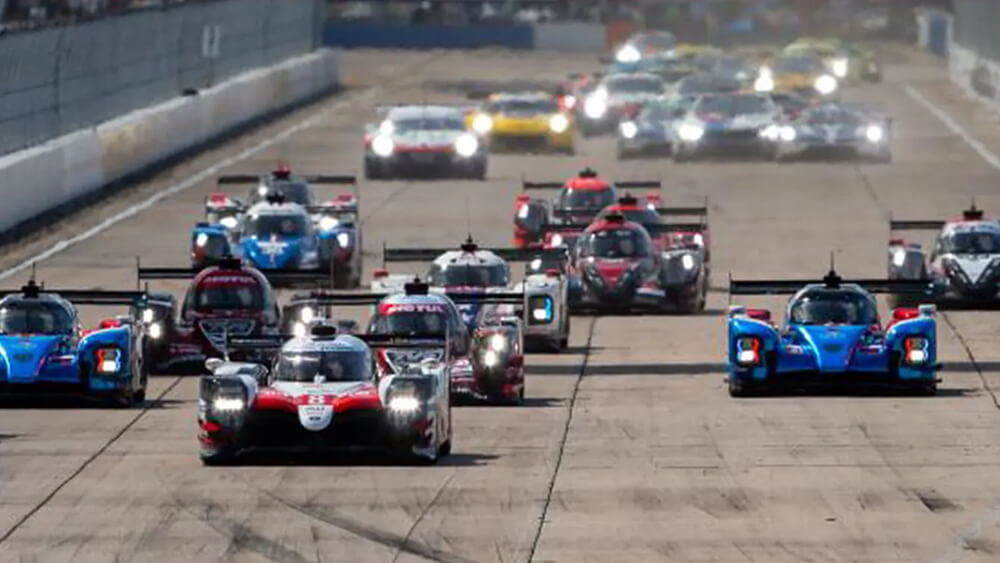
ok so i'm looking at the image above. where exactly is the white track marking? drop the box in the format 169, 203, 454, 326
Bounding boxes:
0, 87, 381, 282
906, 84, 1000, 171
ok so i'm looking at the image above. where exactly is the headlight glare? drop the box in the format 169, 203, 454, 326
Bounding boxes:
779, 125, 797, 142
678, 123, 704, 142
616, 44, 641, 63
389, 395, 420, 412
865, 124, 884, 143
148, 322, 163, 340
472, 113, 493, 134
815, 74, 838, 95
549, 114, 569, 133
619, 120, 639, 139
214, 397, 245, 411
454, 134, 479, 157
319, 216, 339, 231
372, 135, 395, 157
219, 216, 238, 229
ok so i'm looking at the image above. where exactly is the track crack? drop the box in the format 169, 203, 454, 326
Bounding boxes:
941, 312, 1000, 409
391, 471, 456, 563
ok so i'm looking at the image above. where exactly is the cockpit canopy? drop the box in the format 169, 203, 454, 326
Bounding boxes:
578, 228, 653, 259
788, 288, 877, 326
0, 299, 74, 335
273, 348, 372, 382
248, 181, 313, 206
939, 229, 1000, 255
245, 213, 309, 238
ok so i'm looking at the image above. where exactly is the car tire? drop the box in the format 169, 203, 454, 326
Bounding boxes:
728, 377, 758, 397
200, 448, 236, 466
439, 439, 452, 457
364, 160, 384, 181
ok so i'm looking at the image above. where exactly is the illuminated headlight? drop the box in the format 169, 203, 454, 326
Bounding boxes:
213, 397, 245, 411
454, 134, 479, 157
517, 204, 530, 220
141, 308, 155, 324
905, 336, 929, 365
292, 322, 307, 338
779, 125, 797, 142
814, 74, 838, 95
759, 124, 779, 140
533, 307, 551, 322
619, 120, 639, 139
482, 349, 500, 368
616, 44, 641, 63
148, 322, 163, 340
257, 185, 268, 196
490, 333, 507, 351
219, 216, 238, 229
584, 95, 607, 119
319, 216, 339, 231
195, 233, 209, 248
892, 249, 907, 267
389, 395, 420, 412
832, 58, 849, 78
372, 135, 395, 157
300, 306, 315, 323
681, 254, 695, 270
550, 233, 564, 247
753, 74, 775, 92
337, 232, 351, 247
472, 113, 493, 134
678, 123, 704, 142
530, 258, 542, 271
865, 124, 884, 143
563, 95, 576, 109
549, 114, 569, 133
96, 348, 121, 374
692, 233, 704, 247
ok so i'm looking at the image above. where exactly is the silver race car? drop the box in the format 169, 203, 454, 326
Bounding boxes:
775, 102, 892, 162
672, 92, 782, 161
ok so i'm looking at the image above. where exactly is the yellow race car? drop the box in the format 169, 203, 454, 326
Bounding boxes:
754, 53, 839, 99
783, 38, 881, 83
467, 92, 574, 154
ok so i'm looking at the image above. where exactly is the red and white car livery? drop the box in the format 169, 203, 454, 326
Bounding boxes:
197, 327, 452, 464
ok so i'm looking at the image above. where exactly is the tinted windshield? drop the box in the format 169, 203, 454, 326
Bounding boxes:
942, 231, 1000, 254
789, 290, 877, 325
394, 117, 465, 132
428, 263, 509, 287
580, 229, 651, 258
249, 182, 311, 205
245, 214, 308, 238
0, 300, 73, 335
607, 77, 663, 94
774, 56, 823, 74
370, 310, 448, 335
697, 94, 771, 116
488, 99, 558, 114
274, 349, 370, 382
194, 284, 264, 311
558, 187, 615, 210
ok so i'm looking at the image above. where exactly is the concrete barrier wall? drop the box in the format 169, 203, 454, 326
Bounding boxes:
323, 21, 604, 52
0, 49, 339, 235
528, 23, 606, 52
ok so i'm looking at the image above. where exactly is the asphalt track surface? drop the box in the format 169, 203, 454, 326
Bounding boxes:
2, 46, 1000, 563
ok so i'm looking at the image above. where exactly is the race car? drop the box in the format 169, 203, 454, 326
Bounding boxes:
283, 282, 527, 404
775, 102, 892, 162
192, 192, 362, 288
579, 73, 666, 136
783, 37, 881, 83
727, 269, 939, 396
512, 168, 660, 248
197, 325, 452, 464
467, 92, 574, 154
373, 238, 570, 352
769, 92, 811, 121
888, 205, 1000, 307
0, 280, 149, 406
617, 95, 695, 158
754, 54, 839, 99
613, 30, 677, 64
364, 105, 487, 180
136, 259, 300, 374
606, 56, 696, 85
672, 92, 783, 161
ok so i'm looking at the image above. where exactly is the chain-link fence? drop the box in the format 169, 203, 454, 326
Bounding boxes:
953, 0, 1000, 62
0, 0, 322, 156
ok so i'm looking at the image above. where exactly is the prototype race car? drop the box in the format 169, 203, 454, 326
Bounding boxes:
197, 325, 452, 464
283, 282, 527, 404
580, 73, 666, 136
775, 102, 892, 162
193, 192, 362, 288
727, 269, 939, 396
512, 168, 660, 248
754, 54, 839, 99
614, 30, 676, 64
617, 95, 695, 158
373, 238, 570, 352
364, 105, 487, 180
467, 92, 574, 154
0, 280, 149, 406
888, 206, 1000, 306
784, 37, 881, 83
672, 92, 783, 161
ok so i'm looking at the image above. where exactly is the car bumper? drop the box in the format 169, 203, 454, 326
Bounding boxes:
366, 152, 485, 176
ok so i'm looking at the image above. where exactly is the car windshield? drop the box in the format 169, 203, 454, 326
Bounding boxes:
678, 75, 740, 95
193, 284, 265, 311
607, 77, 663, 94
428, 263, 509, 287
274, 349, 370, 382
245, 214, 308, 238
558, 187, 615, 210
488, 99, 558, 114
394, 117, 465, 132
789, 290, 877, 325
370, 311, 447, 335
579, 229, 650, 258
774, 56, 822, 74
697, 94, 771, 117
0, 300, 73, 335
249, 182, 311, 205
942, 231, 1000, 254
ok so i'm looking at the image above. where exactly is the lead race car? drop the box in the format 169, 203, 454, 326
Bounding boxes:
0, 280, 149, 406
888, 205, 1000, 307
372, 238, 570, 352
197, 324, 452, 464
364, 105, 487, 180
281, 281, 527, 405
775, 102, 892, 162
727, 269, 940, 396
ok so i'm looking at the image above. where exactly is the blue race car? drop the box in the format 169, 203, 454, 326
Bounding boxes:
0, 280, 148, 406
726, 269, 940, 396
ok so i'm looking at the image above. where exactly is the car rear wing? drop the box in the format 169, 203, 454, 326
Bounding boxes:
729, 274, 934, 295
0, 288, 147, 306
646, 222, 708, 235
137, 260, 338, 289
889, 220, 946, 231
444, 291, 525, 305
217, 174, 357, 186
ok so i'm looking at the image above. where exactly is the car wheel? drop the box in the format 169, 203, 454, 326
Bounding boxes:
439, 439, 452, 457
728, 377, 758, 398
200, 448, 237, 466
911, 381, 937, 396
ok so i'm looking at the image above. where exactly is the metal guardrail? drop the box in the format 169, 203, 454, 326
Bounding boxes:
0, 0, 322, 157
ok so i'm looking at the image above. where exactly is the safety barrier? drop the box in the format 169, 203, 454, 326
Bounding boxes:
948, 0, 1000, 108
916, 8, 952, 57
0, 49, 339, 236
323, 21, 605, 51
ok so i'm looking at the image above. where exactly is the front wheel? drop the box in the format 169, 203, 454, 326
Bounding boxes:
728, 377, 759, 397
200, 447, 237, 466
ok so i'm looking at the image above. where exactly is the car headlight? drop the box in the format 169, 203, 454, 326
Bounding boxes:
337, 232, 351, 247
865, 124, 884, 143
814, 74, 838, 95
219, 216, 238, 229
372, 135, 394, 157
213, 397, 245, 411
454, 134, 479, 157
892, 249, 907, 267
482, 349, 500, 368
141, 308, 155, 324
678, 123, 704, 142
584, 95, 607, 119
904, 336, 929, 365
490, 333, 506, 352
148, 322, 163, 340
549, 114, 569, 133
319, 216, 339, 231
563, 95, 576, 109
530, 258, 542, 271
195, 233, 209, 248
832, 58, 849, 78
616, 44, 640, 63
753, 74, 775, 92
735, 336, 761, 367
779, 125, 797, 142
389, 395, 421, 412
292, 321, 307, 338
472, 113, 493, 134
681, 253, 695, 270
550, 233, 564, 247
300, 306, 315, 323
619, 120, 639, 139
759, 124, 779, 140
